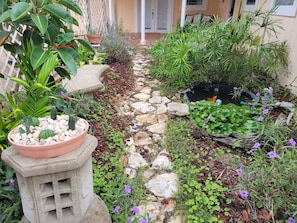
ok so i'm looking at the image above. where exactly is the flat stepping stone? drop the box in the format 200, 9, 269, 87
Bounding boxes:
62, 64, 109, 93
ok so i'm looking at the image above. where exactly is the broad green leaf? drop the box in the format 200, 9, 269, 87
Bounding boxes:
55, 66, 71, 79
57, 33, 74, 46
11, 2, 32, 22
0, 10, 11, 23
58, 0, 82, 15
31, 48, 50, 70
32, 14, 48, 35
37, 53, 59, 84
44, 4, 73, 24
58, 49, 77, 75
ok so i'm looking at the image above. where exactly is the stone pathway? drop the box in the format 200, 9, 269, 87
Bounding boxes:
114, 50, 189, 223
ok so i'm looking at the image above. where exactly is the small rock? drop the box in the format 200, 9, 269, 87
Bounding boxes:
128, 152, 148, 169
156, 104, 167, 115
167, 102, 189, 116
136, 114, 157, 125
131, 102, 156, 114
147, 123, 166, 134
134, 132, 152, 146
133, 93, 151, 101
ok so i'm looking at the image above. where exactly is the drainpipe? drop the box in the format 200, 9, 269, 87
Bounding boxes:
181, 0, 187, 27
109, 0, 113, 26
140, 0, 146, 45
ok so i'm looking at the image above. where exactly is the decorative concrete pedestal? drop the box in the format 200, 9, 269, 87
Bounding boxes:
1, 134, 111, 223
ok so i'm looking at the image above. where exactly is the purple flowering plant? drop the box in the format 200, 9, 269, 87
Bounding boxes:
98, 24, 136, 64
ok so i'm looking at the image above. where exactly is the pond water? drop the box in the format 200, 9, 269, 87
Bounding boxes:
184, 84, 256, 105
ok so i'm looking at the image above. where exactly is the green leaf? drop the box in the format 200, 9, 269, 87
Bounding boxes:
31, 47, 50, 70
44, 4, 74, 24
10, 77, 30, 89
0, 10, 11, 23
0, 93, 6, 102
58, 49, 77, 75
32, 14, 48, 35
57, 33, 74, 46
37, 53, 59, 84
0, 0, 9, 14
76, 38, 95, 53
11, 2, 32, 22
55, 66, 71, 79
58, 0, 82, 15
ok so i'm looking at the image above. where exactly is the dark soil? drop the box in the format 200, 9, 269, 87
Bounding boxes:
89, 60, 290, 223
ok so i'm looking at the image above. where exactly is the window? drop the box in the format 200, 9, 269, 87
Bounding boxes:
186, 0, 208, 10
187, 0, 202, 5
271, 0, 297, 16
243, 0, 258, 12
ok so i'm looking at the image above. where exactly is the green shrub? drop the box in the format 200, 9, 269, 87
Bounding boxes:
149, 8, 288, 93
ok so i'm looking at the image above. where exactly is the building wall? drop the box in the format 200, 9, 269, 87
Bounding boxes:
113, 0, 136, 31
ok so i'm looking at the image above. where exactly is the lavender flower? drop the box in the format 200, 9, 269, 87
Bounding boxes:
233, 87, 238, 91
9, 178, 15, 185
288, 217, 295, 223
124, 184, 131, 194
239, 190, 249, 199
262, 109, 269, 115
268, 151, 277, 158
131, 206, 140, 214
128, 217, 133, 223
256, 92, 260, 97
258, 116, 264, 122
253, 142, 261, 148
247, 149, 254, 155
112, 206, 120, 213
139, 219, 148, 223
289, 138, 296, 146
236, 169, 243, 175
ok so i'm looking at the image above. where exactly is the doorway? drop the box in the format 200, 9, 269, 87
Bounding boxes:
137, 0, 173, 33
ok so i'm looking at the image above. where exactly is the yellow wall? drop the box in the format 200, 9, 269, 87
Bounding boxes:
114, 0, 135, 32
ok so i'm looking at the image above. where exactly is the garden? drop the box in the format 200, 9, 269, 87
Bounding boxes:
0, 1, 296, 223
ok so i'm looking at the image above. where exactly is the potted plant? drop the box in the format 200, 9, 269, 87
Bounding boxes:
0, 0, 94, 157
7, 92, 89, 158
87, 29, 100, 45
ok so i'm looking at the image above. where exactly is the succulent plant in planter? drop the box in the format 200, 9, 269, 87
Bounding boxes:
0, 0, 93, 158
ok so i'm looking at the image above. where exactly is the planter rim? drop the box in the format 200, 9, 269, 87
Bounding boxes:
8, 118, 89, 159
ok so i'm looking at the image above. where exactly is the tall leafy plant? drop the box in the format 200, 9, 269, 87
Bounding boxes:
149, 8, 288, 93
0, 0, 94, 142
0, 0, 94, 117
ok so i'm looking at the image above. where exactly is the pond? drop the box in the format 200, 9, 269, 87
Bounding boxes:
184, 84, 256, 105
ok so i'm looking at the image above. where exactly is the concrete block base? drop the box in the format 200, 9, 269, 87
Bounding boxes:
22, 194, 111, 223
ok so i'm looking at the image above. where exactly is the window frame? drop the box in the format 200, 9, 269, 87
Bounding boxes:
271, 0, 297, 17
186, 0, 208, 11
243, 0, 258, 12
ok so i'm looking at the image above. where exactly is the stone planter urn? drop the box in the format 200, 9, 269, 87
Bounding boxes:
2, 134, 112, 223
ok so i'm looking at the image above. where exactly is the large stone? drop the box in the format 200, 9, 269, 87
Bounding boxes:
167, 102, 189, 116
62, 65, 108, 93
134, 132, 152, 146
145, 173, 179, 198
131, 102, 156, 113
133, 93, 151, 101
147, 122, 166, 134
128, 152, 148, 169
136, 114, 157, 125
